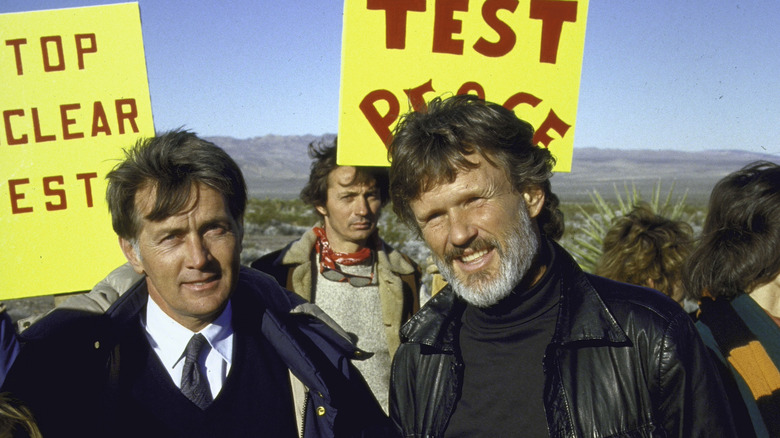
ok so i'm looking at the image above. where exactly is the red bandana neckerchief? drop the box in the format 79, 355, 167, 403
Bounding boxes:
313, 226, 376, 274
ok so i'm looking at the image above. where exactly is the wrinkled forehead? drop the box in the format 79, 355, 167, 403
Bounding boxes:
416, 151, 506, 196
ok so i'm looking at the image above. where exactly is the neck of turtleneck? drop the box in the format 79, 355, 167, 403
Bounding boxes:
445, 238, 560, 437
462, 239, 559, 335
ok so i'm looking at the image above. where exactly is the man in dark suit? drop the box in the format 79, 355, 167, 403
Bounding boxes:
2, 130, 389, 437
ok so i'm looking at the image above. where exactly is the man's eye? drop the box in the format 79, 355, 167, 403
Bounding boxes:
205, 225, 228, 236
422, 212, 442, 225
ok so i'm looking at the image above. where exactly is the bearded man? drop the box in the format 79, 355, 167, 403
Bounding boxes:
386, 94, 737, 437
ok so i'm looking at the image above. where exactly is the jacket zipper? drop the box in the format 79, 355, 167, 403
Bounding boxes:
299, 392, 308, 438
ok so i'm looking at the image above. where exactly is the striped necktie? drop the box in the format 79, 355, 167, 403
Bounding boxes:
180, 333, 213, 409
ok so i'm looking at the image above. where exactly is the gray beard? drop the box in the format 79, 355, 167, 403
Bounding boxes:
433, 204, 540, 308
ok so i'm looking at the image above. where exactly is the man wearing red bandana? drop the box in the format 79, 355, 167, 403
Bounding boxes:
251, 138, 421, 413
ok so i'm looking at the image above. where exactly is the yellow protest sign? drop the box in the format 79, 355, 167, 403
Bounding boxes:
0, 3, 154, 300
338, 0, 589, 171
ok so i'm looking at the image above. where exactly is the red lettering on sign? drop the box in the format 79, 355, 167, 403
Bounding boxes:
32, 108, 56, 143
5, 39, 27, 75
43, 175, 67, 211
404, 79, 435, 112
6, 173, 99, 214
358, 80, 572, 150
503, 92, 542, 109
92, 101, 111, 136
532, 109, 570, 147
115, 99, 139, 135
3, 110, 27, 145
474, 0, 519, 57
2, 99, 141, 145
457, 82, 486, 99
367, 0, 426, 50
365, 0, 578, 63
9, 179, 32, 214
5, 34, 100, 74
41, 36, 65, 72
529, 0, 577, 64
60, 104, 85, 140
74, 33, 97, 70
359, 89, 401, 147
432, 0, 468, 55
76, 172, 98, 207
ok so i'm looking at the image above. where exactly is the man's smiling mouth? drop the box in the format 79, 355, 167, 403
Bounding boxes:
460, 249, 488, 263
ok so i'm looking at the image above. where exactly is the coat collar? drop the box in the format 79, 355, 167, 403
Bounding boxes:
400, 239, 628, 351
281, 226, 416, 276
550, 241, 629, 345
103, 267, 368, 404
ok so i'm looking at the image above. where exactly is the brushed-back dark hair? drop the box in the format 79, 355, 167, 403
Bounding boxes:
684, 161, 780, 299
388, 94, 563, 239
106, 129, 247, 240
300, 137, 389, 219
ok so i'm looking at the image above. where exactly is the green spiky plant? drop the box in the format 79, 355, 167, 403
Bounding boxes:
560, 180, 697, 273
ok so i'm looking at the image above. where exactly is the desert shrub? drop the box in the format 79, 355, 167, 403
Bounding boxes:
558, 181, 704, 273
245, 198, 315, 229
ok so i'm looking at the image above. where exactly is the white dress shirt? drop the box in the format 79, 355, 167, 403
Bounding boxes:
143, 297, 234, 399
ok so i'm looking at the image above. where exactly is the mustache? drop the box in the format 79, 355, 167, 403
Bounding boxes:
443, 237, 501, 264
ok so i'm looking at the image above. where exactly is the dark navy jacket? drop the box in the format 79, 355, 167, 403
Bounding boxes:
3, 267, 391, 437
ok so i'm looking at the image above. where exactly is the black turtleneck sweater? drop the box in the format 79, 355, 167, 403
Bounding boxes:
444, 241, 560, 438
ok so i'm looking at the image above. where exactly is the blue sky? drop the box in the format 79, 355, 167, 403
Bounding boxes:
2, 1, 778, 153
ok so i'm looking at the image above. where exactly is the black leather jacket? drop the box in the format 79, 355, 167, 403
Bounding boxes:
390, 241, 737, 437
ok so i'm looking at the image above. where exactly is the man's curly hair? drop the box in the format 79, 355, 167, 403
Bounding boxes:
388, 94, 564, 240
596, 203, 693, 303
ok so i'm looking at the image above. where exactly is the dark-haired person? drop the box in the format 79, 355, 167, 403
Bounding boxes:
387, 94, 737, 437
251, 138, 420, 412
2, 130, 390, 437
684, 161, 780, 438
596, 203, 697, 312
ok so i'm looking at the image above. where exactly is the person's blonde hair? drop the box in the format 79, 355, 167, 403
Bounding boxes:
596, 203, 693, 303
0, 392, 42, 438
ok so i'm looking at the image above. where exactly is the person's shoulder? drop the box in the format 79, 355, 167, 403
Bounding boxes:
400, 287, 461, 343
235, 266, 306, 312
379, 239, 420, 274
250, 235, 311, 278
10, 308, 115, 379
250, 248, 285, 270
585, 273, 687, 325
19, 308, 107, 343
236, 268, 367, 362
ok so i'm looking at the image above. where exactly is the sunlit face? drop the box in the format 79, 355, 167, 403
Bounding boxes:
316, 166, 382, 253
410, 154, 545, 307
120, 183, 243, 332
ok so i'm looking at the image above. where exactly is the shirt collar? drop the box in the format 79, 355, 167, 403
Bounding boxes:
144, 296, 234, 370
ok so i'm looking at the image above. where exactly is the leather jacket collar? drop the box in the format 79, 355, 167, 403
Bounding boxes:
399, 239, 629, 351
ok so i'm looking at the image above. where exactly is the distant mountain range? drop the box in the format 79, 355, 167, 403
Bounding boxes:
207, 135, 779, 204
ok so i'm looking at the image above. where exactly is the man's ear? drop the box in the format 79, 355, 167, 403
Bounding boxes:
523, 186, 545, 218
119, 237, 145, 275
315, 204, 328, 218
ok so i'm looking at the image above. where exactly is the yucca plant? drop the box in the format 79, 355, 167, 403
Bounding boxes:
561, 180, 694, 273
